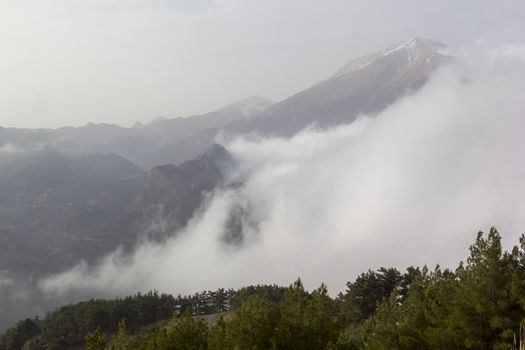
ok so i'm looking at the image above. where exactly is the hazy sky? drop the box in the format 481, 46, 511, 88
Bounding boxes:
1, 0, 524, 128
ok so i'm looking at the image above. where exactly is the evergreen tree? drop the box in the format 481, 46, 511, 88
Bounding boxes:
207, 316, 228, 350
84, 328, 108, 350
109, 319, 128, 350
340, 267, 402, 324
451, 228, 519, 349
304, 283, 340, 349
275, 278, 312, 349
338, 292, 403, 350
152, 312, 207, 350
0, 319, 40, 350
226, 294, 278, 349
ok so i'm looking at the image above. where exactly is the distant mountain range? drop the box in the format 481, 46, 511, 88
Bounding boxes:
0, 96, 274, 170
0, 38, 452, 330
0, 149, 145, 275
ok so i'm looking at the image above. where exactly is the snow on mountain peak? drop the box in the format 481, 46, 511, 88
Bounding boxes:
382, 37, 446, 56
333, 38, 447, 78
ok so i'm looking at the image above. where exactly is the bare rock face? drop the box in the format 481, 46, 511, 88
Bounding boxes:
135, 144, 232, 238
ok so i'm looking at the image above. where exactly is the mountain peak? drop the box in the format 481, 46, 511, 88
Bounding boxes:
382, 37, 446, 55
333, 37, 447, 78
219, 96, 275, 117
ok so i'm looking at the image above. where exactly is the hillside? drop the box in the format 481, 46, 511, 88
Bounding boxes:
2, 228, 524, 350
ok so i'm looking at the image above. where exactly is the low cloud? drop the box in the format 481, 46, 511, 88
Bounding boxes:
40, 44, 525, 298
0, 143, 21, 154
0, 272, 40, 332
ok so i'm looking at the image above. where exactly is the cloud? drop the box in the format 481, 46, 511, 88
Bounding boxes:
0, 273, 29, 302
40, 44, 525, 298
0, 274, 15, 292
0, 143, 22, 154
0, 272, 53, 332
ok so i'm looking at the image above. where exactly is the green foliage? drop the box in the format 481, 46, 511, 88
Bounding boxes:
84, 328, 107, 350
5, 228, 525, 350
0, 319, 40, 350
338, 227, 525, 350
1, 287, 250, 350
206, 316, 227, 350
109, 319, 128, 350
451, 228, 520, 349
151, 312, 207, 350
32, 291, 176, 349
339, 267, 403, 324
304, 283, 340, 349
225, 294, 278, 349
229, 284, 287, 310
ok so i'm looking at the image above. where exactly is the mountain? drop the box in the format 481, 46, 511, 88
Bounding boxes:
0, 38, 449, 169
148, 96, 275, 130
151, 38, 451, 162
0, 38, 452, 277
0, 96, 274, 170
0, 145, 234, 332
224, 38, 450, 136
0, 38, 451, 274
0, 38, 454, 331
0, 143, 236, 278
0, 150, 146, 276
140, 97, 274, 168
135, 144, 233, 239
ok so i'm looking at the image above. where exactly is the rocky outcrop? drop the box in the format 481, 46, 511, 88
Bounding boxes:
135, 144, 233, 239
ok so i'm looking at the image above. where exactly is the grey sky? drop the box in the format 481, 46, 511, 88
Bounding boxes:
1, 0, 524, 128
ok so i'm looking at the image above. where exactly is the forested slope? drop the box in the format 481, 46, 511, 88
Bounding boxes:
3, 228, 525, 350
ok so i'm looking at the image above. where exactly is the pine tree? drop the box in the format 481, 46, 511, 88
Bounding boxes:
304, 283, 340, 349
226, 294, 278, 349
341, 268, 402, 324
85, 328, 108, 350
276, 278, 312, 350
153, 312, 207, 350
452, 228, 519, 349
109, 319, 128, 350
207, 316, 228, 350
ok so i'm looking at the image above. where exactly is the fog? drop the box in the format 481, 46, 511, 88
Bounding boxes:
39, 44, 525, 298
0, 144, 19, 154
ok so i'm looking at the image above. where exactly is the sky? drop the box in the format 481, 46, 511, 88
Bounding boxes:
1, 0, 525, 128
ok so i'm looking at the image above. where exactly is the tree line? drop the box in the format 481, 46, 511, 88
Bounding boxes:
0, 285, 285, 349
3, 228, 525, 349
